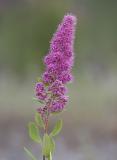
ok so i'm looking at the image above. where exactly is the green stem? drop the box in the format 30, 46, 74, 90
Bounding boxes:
48, 152, 52, 160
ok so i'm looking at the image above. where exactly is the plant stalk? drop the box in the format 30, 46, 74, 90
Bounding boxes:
43, 155, 45, 160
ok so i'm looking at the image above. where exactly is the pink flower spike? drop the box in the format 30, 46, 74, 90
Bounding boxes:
35, 14, 77, 115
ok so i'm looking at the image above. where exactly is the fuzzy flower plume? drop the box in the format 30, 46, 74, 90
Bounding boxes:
35, 14, 77, 121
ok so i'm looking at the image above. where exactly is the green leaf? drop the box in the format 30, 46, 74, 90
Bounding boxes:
50, 120, 63, 137
50, 138, 55, 154
50, 152, 52, 160
48, 152, 52, 160
35, 112, 44, 128
42, 134, 54, 157
24, 147, 37, 160
28, 122, 42, 143
32, 97, 44, 104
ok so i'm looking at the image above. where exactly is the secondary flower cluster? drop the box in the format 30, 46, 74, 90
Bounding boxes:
35, 14, 77, 121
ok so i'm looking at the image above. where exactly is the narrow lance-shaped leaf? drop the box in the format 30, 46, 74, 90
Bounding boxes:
50, 120, 63, 137
28, 122, 42, 144
35, 112, 44, 128
44, 136, 55, 160
42, 134, 54, 157
24, 147, 37, 160
50, 138, 55, 154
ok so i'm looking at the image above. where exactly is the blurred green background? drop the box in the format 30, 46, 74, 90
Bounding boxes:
0, 0, 117, 160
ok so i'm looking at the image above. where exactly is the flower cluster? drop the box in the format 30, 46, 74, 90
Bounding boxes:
35, 14, 77, 121
48, 80, 66, 96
